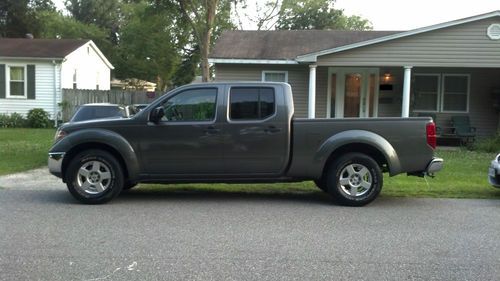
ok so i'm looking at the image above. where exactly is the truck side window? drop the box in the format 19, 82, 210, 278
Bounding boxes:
230, 87, 275, 120
162, 88, 217, 122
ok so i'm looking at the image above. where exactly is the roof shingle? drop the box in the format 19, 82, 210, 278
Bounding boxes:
210, 30, 403, 60
0, 38, 89, 58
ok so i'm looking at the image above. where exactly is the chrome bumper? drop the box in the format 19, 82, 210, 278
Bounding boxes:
425, 157, 443, 176
488, 158, 500, 188
48, 152, 65, 178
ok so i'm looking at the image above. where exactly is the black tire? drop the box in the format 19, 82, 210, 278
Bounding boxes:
65, 149, 124, 204
326, 153, 382, 206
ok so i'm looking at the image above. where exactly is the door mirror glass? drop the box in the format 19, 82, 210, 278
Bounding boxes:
150, 106, 165, 123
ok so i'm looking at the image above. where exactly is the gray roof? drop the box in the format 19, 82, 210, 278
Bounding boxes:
210, 30, 402, 60
0, 38, 90, 58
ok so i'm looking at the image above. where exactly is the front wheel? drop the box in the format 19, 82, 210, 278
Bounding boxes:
65, 149, 124, 204
326, 153, 382, 206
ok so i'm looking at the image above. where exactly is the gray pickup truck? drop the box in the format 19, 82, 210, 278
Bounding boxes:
48, 82, 442, 206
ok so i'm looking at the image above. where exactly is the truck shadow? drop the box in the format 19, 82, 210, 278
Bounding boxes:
118, 188, 335, 206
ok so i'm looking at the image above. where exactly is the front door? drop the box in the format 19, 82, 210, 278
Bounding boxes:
328, 68, 379, 118
140, 87, 226, 176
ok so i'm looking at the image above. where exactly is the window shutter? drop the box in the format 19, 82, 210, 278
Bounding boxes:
27, 65, 35, 100
0, 64, 5, 99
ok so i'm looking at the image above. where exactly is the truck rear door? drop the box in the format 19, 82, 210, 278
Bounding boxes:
223, 85, 290, 175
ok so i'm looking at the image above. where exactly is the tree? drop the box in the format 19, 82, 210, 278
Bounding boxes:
276, 0, 372, 30
65, 0, 122, 44
172, 0, 234, 82
113, 1, 181, 90
0, 0, 55, 38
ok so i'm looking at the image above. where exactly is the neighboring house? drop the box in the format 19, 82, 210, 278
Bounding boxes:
0, 38, 114, 119
210, 11, 500, 137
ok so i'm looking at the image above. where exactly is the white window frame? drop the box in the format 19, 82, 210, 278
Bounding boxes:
412, 73, 441, 113
440, 74, 470, 113
261, 70, 288, 83
6, 64, 28, 99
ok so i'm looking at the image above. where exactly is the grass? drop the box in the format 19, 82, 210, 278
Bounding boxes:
0, 128, 55, 176
0, 128, 498, 199
139, 150, 500, 200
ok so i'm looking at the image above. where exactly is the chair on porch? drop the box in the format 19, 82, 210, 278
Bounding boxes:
451, 115, 476, 145
417, 113, 441, 135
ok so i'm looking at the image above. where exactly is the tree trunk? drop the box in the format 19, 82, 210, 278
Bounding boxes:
200, 34, 210, 82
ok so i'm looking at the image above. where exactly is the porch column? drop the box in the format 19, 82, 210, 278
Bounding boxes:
308, 64, 317, 119
402, 66, 412, 117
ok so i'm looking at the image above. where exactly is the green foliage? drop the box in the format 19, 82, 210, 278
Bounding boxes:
113, 1, 180, 90
0, 0, 55, 37
472, 135, 500, 153
0, 113, 27, 128
276, 0, 372, 30
27, 108, 51, 128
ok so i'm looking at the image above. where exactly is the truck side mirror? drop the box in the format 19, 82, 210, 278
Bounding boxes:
150, 106, 165, 123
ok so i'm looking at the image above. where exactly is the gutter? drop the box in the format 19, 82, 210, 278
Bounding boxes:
52, 60, 58, 127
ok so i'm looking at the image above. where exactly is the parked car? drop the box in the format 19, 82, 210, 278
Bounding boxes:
48, 82, 442, 206
488, 153, 500, 187
128, 104, 149, 116
69, 103, 129, 122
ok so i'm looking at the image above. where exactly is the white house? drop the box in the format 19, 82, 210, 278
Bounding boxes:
0, 38, 114, 119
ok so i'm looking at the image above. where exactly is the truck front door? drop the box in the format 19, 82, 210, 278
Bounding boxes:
223, 86, 289, 175
140, 87, 225, 176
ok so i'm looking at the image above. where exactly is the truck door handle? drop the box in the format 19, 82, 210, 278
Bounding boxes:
205, 126, 220, 135
265, 126, 281, 134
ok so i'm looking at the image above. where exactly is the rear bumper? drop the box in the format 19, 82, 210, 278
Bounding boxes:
425, 157, 443, 176
48, 152, 65, 178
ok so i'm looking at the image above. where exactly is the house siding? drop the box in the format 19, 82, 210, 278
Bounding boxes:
61, 43, 111, 90
375, 67, 500, 136
214, 64, 329, 118
317, 18, 500, 68
0, 59, 61, 119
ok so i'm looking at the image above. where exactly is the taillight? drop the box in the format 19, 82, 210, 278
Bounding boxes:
426, 122, 437, 149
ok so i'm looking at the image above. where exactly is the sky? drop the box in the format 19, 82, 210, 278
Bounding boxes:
335, 0, 500, 30
53, 0, 499, 31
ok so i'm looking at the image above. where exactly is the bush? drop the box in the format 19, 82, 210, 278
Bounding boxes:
0, 113, 27, 128
472, 135, 500, 153
27, 108, 51, 128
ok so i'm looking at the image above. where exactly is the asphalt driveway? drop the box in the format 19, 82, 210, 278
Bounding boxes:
0, 168, 499, 281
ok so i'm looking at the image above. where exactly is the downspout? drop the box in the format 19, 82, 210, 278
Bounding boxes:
52, 60, 58, 127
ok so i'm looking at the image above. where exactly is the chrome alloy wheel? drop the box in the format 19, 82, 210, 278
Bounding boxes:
338, 163, 372, 197
76, 160, 112, 195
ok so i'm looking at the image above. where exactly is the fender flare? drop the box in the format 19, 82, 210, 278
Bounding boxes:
314, 130, 402, 176
50, 128, 140, 181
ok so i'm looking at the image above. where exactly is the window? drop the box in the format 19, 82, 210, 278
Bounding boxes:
262, 71, 288, 83
230, 87, 275, 120
8, 66, 26, 97
162, 88, 217, 122
413, 73, 470, 113
413, 74, 439, 111
442, 75, 469, 112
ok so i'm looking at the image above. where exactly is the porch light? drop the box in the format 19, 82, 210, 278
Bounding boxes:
383, 72, 391, 82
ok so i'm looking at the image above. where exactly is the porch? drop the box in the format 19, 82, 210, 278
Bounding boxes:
306, 65, 500, 137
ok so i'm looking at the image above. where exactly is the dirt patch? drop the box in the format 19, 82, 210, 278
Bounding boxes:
0, 167, 65, 190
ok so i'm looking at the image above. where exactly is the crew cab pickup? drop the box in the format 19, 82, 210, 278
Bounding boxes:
48, 82, 443, 206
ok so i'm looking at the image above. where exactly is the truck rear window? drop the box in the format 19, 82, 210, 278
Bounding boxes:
229, 87, 275, 120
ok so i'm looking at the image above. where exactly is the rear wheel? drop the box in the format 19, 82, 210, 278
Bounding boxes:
65, 149, 124, 204
326, 153, 382, 206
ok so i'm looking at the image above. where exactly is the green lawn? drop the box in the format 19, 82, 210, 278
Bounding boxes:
0, 128, 55, 176
0, 128, 499, 199
140, 150, 500, 200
